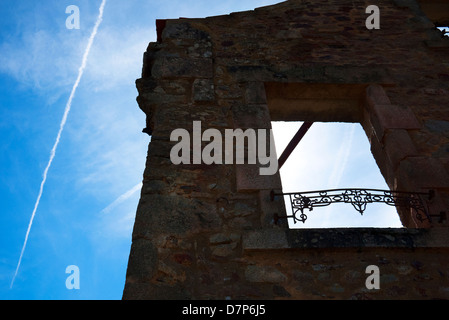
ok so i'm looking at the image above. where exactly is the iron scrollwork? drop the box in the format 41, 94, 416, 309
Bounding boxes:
271, 188, 433, 224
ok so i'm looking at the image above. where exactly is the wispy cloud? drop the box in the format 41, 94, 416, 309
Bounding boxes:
0, 28, 82, 101
326, 123, 356, 189
10, 0, 108, 289
85, 26, 153, 91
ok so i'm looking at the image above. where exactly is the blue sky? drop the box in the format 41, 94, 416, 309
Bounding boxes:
0, 0, 286, 301
0, 0, 420, 300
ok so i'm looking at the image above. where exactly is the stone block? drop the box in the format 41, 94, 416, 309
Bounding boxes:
243, 229, 289, 250
135, 194, 221, 236
162, 22, 211, 41
395, 157, 449, 191
232, 104, 272, 129
215, 83, 243, 99
245, 82, 267, 104
245, 265, 287, 283
371, 104, 421, 140
209, 233, 240, 245
361, 107, 376, 144
211, 244, 237, 258
392, 0, 419, 9
324, 66, 391, 83
383, 129, 419, 169
424, 120, 449, 138
193, 79, 215, 102
226, 65, 275, 82
365, 84, 391, 108
425, 40, 449, 49
159, 79, 191, 95
152, 57, 213, 78
236, 164, 282, 191
139, 91, 187, 111
369, 131, 395, 189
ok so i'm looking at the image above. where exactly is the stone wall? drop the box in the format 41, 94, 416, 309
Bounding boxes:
242, 228, 449, 299
123, 0, 449, 299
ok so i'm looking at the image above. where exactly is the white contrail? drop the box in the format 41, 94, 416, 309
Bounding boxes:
10, 0, 107, 289
101, 182, 143, 214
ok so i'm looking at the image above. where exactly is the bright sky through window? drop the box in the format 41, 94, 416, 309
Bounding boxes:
272, 122, 403, 229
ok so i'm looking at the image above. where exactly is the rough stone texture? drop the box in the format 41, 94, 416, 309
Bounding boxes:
123, 0, 449, 300
242, 245, 449, 300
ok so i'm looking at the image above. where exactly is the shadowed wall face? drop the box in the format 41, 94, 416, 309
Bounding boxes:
123, 0, 449, 300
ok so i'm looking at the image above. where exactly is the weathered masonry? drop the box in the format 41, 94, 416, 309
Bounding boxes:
123, 0, 449, 299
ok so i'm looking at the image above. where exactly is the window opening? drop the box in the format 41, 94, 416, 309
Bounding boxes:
272, 121, 405, 229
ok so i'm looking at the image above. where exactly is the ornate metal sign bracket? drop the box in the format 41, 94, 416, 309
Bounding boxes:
271, 188, 435, 225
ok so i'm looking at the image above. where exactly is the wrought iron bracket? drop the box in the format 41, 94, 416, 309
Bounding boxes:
271, 188, 434, 225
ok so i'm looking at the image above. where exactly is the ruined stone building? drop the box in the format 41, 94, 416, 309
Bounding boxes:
122, 0, 449, 299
